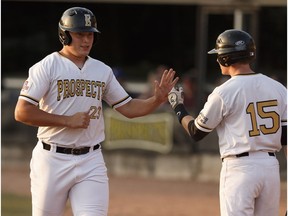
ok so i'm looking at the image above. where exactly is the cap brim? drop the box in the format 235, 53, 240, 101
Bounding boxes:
207, 49, 218, 54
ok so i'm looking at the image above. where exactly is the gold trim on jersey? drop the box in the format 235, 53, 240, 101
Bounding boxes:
19, 94, 39, 104
195, 119, 213, 132
111, 95, 130, 109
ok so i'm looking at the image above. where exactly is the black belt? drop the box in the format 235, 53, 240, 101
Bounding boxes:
222, 152, 275, 161
42, 141, 100, 155
236, 152, 275, 158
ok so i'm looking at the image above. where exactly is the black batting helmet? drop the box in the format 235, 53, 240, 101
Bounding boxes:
208, 29, 256, 67
58, 7, 100, 45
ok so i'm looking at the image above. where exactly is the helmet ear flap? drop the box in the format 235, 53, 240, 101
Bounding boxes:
217, 51, 256, 67
63, 31, 72, 45
217, 55, 231, 67
58, 28, 72, 45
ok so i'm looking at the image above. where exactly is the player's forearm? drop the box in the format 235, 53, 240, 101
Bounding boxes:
116, 97, 163, 118
15, 107, 69, 127
181, 115, 195, 134
15, 99, 68, 127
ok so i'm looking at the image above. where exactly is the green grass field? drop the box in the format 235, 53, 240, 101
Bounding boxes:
2, 193, 32, 216
1, 193, 72, 216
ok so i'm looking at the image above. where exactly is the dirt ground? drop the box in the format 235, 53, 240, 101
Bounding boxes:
2, 162, 287, 216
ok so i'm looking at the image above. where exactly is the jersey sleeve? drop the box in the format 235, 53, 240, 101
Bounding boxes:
194, 91, 225, 133
281, 88, 287, 127
103, 69, 132, 108
19, 61, 51, 106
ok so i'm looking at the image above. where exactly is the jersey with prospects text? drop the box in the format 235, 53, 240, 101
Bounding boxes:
194, 73, 287, 158
19, 52, 132, 147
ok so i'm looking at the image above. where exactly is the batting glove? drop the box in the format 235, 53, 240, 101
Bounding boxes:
168, 86, 184, 109
168, 86, 189, 123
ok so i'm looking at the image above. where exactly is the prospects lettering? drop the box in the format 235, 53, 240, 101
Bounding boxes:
57, 79, 105, 101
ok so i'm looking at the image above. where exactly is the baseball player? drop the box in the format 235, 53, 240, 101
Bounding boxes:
14, 7, 178, 216
168, 29, 287, 216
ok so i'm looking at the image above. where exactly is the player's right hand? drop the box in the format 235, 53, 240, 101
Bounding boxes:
67, 112, 91, 128
168, 86, 184, 109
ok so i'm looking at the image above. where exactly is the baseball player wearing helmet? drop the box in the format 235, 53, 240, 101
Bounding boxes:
14, 7, 178, 216
168, 29, 287, 216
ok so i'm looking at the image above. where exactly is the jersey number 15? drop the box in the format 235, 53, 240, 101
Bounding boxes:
246, 100, 280, 137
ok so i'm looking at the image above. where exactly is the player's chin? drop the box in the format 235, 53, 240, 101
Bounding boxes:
80, 46, 92, 55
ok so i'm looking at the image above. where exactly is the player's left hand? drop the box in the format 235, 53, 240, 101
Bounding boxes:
168, 86, 184, 109
154, 68, 179, 103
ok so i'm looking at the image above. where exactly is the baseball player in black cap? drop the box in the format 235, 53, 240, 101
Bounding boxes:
168, 29, 287, 216
15, 7, 178, 216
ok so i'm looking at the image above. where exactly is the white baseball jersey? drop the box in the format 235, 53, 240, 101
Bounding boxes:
194, 73, 287, 158
19, 52, 132, 147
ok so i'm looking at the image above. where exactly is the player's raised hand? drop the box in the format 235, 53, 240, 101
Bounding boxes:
67, 112, 91, 128
168, 86, 184, 109
154, 68, 179, 103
